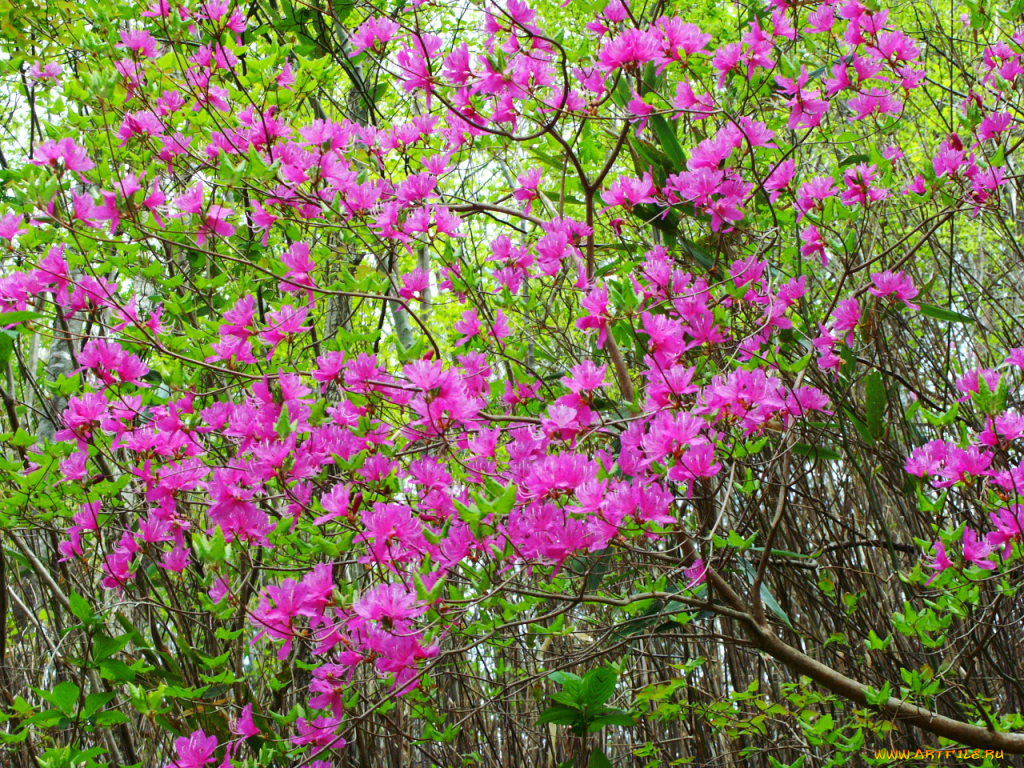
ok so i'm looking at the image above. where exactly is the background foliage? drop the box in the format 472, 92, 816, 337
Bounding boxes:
1, 0, 1024, 766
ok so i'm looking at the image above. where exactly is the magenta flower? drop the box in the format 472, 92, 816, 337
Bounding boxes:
232, 704, 261, 738
841, 163, 890, 206
869, 270, 920, 310
29, 61, 63, 82
602, 172, 657, 210
165, 730, 217, 768
962, 527, 997, 571
118, 29, 159, 59
0, 213, 27, 244
598, 29, 660, 70
32, 138, 94, 173
685, 558, 708, 587
988, 505, 1024, 559
776, 66, 830, 130
349, 16, 400, 56
354, 583, 426, 625
924, 540, 953, 584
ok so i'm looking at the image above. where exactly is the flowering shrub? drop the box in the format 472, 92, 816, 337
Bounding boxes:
1, 0, 1024, 765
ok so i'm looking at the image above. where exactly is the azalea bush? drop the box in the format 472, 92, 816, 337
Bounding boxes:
2, 0, 1024, 766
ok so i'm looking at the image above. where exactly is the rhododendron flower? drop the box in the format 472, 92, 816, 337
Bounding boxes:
232, 704, 261, 738
841, 163, 890, 206
603, 173, 657, 210
685, 558, 708, 587
454, 309, 481, 346
293, 715, 346, 748
514, 167, 543, 212
869, 270, 919, 309
32, 138, 94, 173
848, 88, 903, 120
165, 730, 218, 768
962, 527, 997, 570
988, 505, 1024, 558
672, 80, 716, 119
776, 66, 830, 129
599, 29, 660, 70
764, 159, 795, 204
354, 583, 426, 624
350, 16, 401, 56
118, 29, 159, 58
576, 284, 612, 347
795, 175, 838, 220
924, 540, 953, 584
29, 61, 63, 82
0, 213, 27, 245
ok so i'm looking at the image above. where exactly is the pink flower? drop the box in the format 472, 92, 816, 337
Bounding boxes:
354, 583, 426, 624
172, 183, 205, 216
232, 704, 261, 738
29, 62, 63, 82
599, 29, 661, 70
800, 225, 829, 266
0, 213, 27, 244
32, 138, 94, 173
685, 558, 707, 587
350, 16, 400, 56
988, 505, 1024, 558
776, 66, 830, 130
513, 168, 543, 212
261, 305, 310, 358
281, 241, 316, 298
962, 527, 997, 570
165, 730, 218, 768
795, 176, 837, 220
309, 664, 353, 717
197, 205, 235, 245
602, 173, 657, 210
848, 88, 903, 120
978, 112, 1012, 142
827, 298, 859, 346
118, 29, 159, 59
454, 308, 481, 346
841, 163, 890, 206
869, 270, 919, 310
764, 159, 795, 204
924, 540, 953, 584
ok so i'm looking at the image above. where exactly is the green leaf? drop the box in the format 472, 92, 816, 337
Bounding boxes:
918, 303, 974, 324
864, 681, 892, 707
93, 632, 131, 662
0, 332, 13, 370
549, 671, 583, 690
589, 748, 614, 768
99, 660, 136, 682
0, 310, 44, 327
333, 0, 355, 23
739, 560, 794, 629
69, 592, 96, 626
50, 681, 81, 717
491, 483, 518, 517
920, 403, 958, 426
92, 710, 129, 727
582, 667, 618, 707
865, 371, 886, 442
792, 443, 842, 461
649, 114, 686, 169
81, 692, 115, 719
22, 709, 65, 728
9, 428, 35, 448
587, 711, 636, 731
537, 705, 580, 726
838, 154, 870, 167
